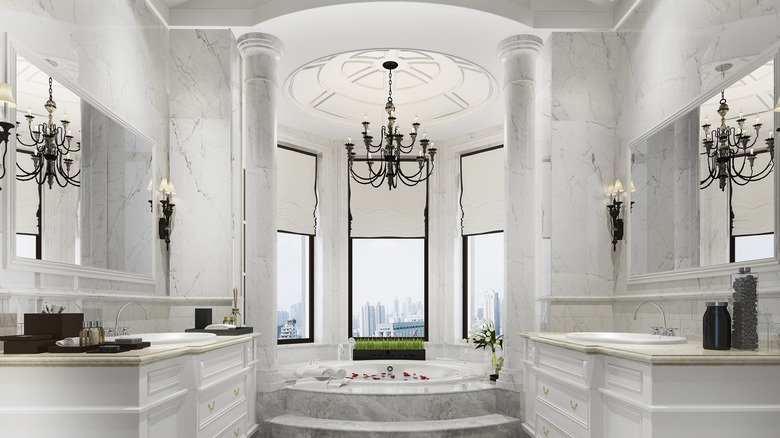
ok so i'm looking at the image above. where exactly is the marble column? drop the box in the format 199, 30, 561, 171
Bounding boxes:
497, 35, 543, 392
237, 33, 284, 397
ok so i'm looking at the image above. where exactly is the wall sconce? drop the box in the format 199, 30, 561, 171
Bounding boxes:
155, 177, 176, 251
0, 83, 18, 185
607, 179, 624, 251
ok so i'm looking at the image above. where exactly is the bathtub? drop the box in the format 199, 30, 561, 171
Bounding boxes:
295, 360, 486, 386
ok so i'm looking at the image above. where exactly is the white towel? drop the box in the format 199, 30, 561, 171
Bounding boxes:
55, 337, 79, 347
327, 378, 347, 388
299, 367, 348, 381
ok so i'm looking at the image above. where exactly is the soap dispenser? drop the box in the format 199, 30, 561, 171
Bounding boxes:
703, 302, 731, 350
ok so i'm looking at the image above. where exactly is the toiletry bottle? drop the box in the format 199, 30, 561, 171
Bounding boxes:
231, 308, 242, 328
88, 321, 101, 346
95, 320, 105, 344
79, 320, 91, 347
229, 315, 235, 326
223, 316, 229, 324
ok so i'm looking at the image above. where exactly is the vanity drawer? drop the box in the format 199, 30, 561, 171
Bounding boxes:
536, 374, 589, 428
199, 397, 247, 438
215, 413, 247, 438
535, 412, 575, 438
198, 371, 248, 427
197, 344, 246, 387
537, 345, 589, 384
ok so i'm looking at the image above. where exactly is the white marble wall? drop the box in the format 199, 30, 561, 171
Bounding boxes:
548, 32, 619, 298
168, 29, 236, 299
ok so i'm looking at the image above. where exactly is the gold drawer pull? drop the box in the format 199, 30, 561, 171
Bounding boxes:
208, 401, 215, 411
234, 388, 240, 396
542, 426, 549, 436
570, 400, 578, 410
234, 427, 240, 436
542, 386, 549, 395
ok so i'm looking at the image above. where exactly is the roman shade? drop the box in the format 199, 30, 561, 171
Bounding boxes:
731, 154, 774, 236
349, 165, 427, 238
16, 177, 39, 235
460, 147, 504, 236
277, 147, 318, 235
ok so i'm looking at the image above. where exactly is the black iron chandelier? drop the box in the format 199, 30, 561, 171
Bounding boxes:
700, 91, 774, 191
344, 61, 436, 190
16, 77, 80, 189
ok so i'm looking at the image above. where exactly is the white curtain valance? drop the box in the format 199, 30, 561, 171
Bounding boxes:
460, 147, 504, 236
732, 154, 773, 236
277, 147, 317, 235
349, 172, 427, 238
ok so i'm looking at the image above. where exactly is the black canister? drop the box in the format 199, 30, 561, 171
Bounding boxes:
703, 301, 731, 350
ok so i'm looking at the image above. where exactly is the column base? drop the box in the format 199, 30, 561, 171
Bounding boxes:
496, 366, 524, 392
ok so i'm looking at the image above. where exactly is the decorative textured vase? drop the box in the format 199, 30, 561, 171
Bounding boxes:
732, 267, 758, 350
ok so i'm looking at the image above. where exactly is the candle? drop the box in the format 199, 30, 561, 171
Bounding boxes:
740, 112, 743, 119
414, 116, 418, 124
67, 129, 72, 136
756, 117, 760, 124
364, 115, 368, 122
418, 151, 423, 157
27, 108, 32, 116
366, 129, 370, 136
704, 116, 708, 124
63, 112, 68, 120
750, 148, 754, 155
368, 152, 372, 160
422, 132, 427, 140
771, 131, 774, 139
348, 137, 352, 144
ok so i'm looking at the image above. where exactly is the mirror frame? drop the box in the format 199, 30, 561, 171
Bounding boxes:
627, 45, 780, 285
3, 39, 157, 284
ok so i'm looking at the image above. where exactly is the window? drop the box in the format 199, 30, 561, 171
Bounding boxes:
348, 169, 428, 339
16, 151, 42, 260
350, 238, 426, 337
276, 146, 317, 344
277, 231, 313, 342
460, 146, 504, 339
463, 232, 504, 338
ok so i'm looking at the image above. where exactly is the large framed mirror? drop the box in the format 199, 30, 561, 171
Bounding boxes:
630, 51, 778, 281
4, 42, 155, 282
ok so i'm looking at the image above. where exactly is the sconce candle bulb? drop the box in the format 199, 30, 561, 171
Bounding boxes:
607, 178, 627, 251
155, 177, 176, 250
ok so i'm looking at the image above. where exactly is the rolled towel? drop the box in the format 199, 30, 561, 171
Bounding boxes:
324, 368, 347, 380
300, 366, 332, 380
55, 337, 79, 347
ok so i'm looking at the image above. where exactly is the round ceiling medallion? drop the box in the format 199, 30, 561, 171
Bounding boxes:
284, 48, 497, 129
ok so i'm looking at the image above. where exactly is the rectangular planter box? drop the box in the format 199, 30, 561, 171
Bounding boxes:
353, 349, 426, 361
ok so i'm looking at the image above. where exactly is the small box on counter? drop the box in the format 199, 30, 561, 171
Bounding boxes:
24, 313, 83, 339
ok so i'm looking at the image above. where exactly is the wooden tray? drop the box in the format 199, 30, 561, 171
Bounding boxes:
185, 327, 253, 336
47, 342, 151, 354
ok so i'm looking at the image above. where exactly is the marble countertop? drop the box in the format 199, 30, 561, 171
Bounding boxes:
523, 332, 780, 366
0, 333, 260, 367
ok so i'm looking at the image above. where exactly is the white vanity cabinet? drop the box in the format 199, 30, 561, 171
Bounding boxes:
0, 335, 258, 438
522, 334, 780, 438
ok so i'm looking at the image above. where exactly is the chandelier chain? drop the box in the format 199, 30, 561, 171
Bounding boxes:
387, 69, 393, 103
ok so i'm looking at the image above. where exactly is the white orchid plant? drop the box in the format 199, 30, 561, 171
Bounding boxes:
468, 318, 503, 369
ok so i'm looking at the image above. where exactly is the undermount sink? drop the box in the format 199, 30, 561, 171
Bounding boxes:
116, 332, 217, 345
565, 332, 687, 345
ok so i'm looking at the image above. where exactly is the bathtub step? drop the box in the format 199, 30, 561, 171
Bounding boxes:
265, 413, 522, 437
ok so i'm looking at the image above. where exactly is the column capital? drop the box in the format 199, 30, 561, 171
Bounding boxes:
237, 32, 284, 59
497, 34, 543, 61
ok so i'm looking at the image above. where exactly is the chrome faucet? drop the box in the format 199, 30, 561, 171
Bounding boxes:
632, 301, 676, 336
114, 301, 150, 335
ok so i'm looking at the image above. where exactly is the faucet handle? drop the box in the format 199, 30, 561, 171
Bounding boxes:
650, 327, 661, 335
664, 328, 678, 337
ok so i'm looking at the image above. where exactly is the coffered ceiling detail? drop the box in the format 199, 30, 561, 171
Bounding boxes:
284, 49, 497, 130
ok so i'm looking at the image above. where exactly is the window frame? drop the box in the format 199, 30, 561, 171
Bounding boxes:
276, 145, 317, 345
347, 180, 429, 341
460, 145, 504, 340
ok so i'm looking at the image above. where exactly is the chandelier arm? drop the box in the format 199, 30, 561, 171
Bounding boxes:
396, 160, 434, 186
348, 160, 385, 185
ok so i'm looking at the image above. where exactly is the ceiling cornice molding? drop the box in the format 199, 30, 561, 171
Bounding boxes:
148, 0, 643, 30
